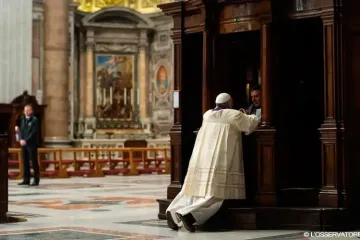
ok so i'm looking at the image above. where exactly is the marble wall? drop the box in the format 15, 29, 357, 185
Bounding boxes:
0, 0, 33, 103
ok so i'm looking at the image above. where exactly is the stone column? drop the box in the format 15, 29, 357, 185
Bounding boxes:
78, 32, 86, 136
68, 2, 77, 141
44, 0, 70, 146
84, 29, 95, 138
138, 31, 148, 121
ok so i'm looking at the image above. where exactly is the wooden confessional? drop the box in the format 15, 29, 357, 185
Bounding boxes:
158, 0, 360, 230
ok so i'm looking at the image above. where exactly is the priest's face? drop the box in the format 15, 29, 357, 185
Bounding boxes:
251, 90, 261, 107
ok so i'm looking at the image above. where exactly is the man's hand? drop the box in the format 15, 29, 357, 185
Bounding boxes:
20, 140, 26, 146
239, 108, 248, 114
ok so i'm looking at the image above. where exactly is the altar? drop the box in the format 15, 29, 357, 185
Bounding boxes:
156, 0, 360, 230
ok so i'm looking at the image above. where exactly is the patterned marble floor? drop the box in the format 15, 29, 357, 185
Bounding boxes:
0, 175, 350, 239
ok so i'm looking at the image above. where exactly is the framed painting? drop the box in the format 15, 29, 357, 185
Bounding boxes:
95, 54, 135, 122
155, 65, 169, 95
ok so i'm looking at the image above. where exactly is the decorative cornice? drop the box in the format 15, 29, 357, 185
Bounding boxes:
33, 0, 44, 6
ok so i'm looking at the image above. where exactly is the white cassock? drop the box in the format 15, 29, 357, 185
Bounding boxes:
167, 109, 260, 226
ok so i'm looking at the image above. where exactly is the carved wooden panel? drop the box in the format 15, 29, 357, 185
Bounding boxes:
219, 3, 259, 34
170, 132, 181, 182
257, 132, 275, 191
272, 0, 334, 19
184, 11, 204, 33
218, 1, 270, 34
220, 21, 261, 34
259, 145, 273, 187
321, 140, 336, 188
255, 129, 276, 206
219, 2, 262, 20
286, 0, 333, 12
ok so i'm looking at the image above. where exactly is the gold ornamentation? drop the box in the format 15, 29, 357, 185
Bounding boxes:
74, 0, 171, 14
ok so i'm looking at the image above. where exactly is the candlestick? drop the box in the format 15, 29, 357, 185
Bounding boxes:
109, 86, 113, 104
96, 88, 100, 105
103, 88, 106, 105
124, 88, 127, 105
137, 88, 140, 105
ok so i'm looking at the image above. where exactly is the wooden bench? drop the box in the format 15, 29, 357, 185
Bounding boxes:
8, 147, 170, 178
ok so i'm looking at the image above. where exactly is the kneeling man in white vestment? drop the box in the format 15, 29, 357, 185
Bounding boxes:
166, 93, 261, 232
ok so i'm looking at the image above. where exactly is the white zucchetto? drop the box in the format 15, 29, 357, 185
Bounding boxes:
215, 93, 231, 104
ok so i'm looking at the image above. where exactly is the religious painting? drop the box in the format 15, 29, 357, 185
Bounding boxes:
156, 66, 168, 95
95, 54, 134, 121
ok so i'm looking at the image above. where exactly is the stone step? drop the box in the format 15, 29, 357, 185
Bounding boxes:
157, 198, 355, 231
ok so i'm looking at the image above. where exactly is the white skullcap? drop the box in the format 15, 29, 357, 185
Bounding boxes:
215, 93, 231, 104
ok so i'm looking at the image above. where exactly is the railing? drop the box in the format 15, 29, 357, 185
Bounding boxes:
8, 147, 170, 179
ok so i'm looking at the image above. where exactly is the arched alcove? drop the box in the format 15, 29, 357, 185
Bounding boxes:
80, 7, 154, 134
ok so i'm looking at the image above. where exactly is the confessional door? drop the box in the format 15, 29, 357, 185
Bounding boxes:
215, 30, 261, 205
181, 32, 203, 182
272, 18, 324, 205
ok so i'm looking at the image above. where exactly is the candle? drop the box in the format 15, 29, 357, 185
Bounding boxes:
124, 88, 127, 105
109, 86, 113, 104
97, 88, 100, 105
137, 88, 140, 105
103, 88, 106, 105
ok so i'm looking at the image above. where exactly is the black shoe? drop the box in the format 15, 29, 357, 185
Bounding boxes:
30, 182, 39, 186
176, 213, 196, 232
18, 181, 30, 186
166, 211, 178, 230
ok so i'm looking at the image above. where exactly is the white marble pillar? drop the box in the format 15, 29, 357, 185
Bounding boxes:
0, 0, 32, 103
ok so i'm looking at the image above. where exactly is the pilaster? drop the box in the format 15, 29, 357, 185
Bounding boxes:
201, 1, 216, 113
158, 2, 184, 199
77, 31, 86, 137
255, 21, 276, 206
84, 29, 96, 139
138, 30, 149, 122
318, 11, 346, 207
68, 0, 78, 140
32, 0, 44, 103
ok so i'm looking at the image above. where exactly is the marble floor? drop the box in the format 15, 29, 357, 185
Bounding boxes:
0, 175, 350, 239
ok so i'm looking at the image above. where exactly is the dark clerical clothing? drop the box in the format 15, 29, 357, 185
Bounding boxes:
247, 104, 257, 115
20, 116, 40, 184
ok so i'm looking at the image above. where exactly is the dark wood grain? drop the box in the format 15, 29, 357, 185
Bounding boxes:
0, 134, 8, 223
158, 0, 360, 230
